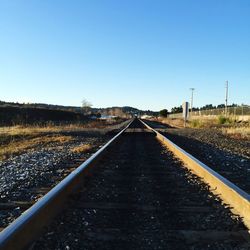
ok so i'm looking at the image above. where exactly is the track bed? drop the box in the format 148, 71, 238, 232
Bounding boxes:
34, 120, 248, 250
144, 119, 250, 193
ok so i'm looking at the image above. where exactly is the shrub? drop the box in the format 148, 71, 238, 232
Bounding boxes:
217, 115, 234, 125
218, 116, 227, 124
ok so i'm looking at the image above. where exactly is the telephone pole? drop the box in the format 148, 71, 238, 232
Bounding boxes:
225, 81, 228, 116
190, 88, 195, 115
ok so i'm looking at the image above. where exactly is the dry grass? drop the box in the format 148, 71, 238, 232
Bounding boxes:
158, 116, 250, 140
188, 118, 220, 128
221, 126, 250, 139
157, 118, 185, 128
70, 144, 92, 154
0, 124, 88, 136
159, 117, 236, 129
0, 135, 72, 161
0, 118, 125, 136
0, 119, 125, 161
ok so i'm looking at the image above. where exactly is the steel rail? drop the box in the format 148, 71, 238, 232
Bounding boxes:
0, 119, 133, 250
140, 119, 250, 229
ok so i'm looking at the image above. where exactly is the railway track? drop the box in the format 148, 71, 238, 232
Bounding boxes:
145, 119, 250, 194
0, 119, 250, 249
0, 122, 130, 232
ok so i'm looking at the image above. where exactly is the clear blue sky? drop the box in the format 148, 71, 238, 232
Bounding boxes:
0, 0, 249, 111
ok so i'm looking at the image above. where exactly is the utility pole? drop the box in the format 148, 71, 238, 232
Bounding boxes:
225, 81, 228, 116
190, 88, 195, 116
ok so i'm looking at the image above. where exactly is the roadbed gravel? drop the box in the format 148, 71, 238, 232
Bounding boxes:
0, 121, 130, 229
34, 121, 249, 250
0, 134, 111, 228
146, 120, 250, 193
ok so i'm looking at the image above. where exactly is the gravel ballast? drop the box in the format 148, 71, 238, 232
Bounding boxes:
0, 134, 111, 228
162, 128, 250, 193
34, 120, 249, 250
145, 120, 250, 193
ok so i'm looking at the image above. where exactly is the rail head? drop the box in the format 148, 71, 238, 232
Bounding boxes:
0, 119, 134, 250
140, 119, 250, 229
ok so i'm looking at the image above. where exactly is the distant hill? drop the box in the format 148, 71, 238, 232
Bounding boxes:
0, 106, 89, 126
0, 101, 82, 113
0, 101, 159, 119
92, 106, 158, 118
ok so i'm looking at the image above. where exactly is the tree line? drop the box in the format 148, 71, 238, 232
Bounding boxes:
160, 103, 240, 117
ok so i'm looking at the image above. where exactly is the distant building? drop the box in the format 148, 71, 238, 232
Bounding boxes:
141, 115, 153, 119
100, 115, 118, 119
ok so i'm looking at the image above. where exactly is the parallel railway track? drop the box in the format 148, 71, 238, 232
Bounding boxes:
0, 118, 249, 249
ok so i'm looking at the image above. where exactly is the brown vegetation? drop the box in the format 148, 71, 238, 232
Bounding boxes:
0, 135, 72, 161
157, 117, 186, 128
156, 117, 250, 140
70, 144, 92, 154
0, 118, 125, 136
0, 118, 127, 161
221, 126, 250, 140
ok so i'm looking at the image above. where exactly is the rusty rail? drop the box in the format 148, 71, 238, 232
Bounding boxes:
0, 120, 133, 250
140, 119, 250, 229
1, 118, 249, 249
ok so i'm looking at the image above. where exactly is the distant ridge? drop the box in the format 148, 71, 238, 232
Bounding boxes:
0, 101, 159, 118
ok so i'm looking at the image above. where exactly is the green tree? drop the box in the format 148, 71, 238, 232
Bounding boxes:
159, 109, 169, 117
171, 106, 183, 113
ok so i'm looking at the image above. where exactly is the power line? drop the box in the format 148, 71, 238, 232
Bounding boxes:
225, 81, 228, 116
190, 88, 195, 115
